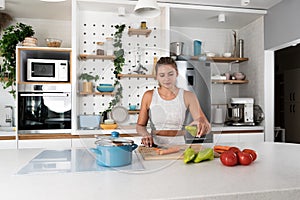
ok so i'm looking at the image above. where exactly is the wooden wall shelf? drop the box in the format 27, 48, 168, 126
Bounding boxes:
191, 56, 249, 63
79, 54, 115, 60
128, 28, 152, 37
212, 80, 249, 84
117, 74, 156, 78
128, 110, 140, 114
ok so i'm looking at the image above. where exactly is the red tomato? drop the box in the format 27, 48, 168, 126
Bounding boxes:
237, 151, 253, 165
242, 149, 257, 161
228, 146, 241, 154
220, 150, 238, 166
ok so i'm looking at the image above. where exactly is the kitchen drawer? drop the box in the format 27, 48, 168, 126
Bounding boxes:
0, 140, 17, 149
18, 139, 72, 149
213, 132, 264, 144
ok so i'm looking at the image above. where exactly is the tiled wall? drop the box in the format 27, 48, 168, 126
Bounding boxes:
239, 17, 265, 109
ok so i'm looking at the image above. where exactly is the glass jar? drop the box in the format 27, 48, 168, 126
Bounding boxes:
96, 41, 104, 55
105, 37, 114, 56
140, 21, 147, 29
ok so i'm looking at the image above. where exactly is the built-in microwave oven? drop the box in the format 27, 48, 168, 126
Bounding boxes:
27, 59, 69, 82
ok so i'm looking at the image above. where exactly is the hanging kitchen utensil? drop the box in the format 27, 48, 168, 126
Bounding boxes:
111, 106, 129, 123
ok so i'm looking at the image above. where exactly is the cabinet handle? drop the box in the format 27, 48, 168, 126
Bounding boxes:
20, 93, 69, 97
293, 104, 296, 113
290, 104, 293, 113
293, 92, 295, 101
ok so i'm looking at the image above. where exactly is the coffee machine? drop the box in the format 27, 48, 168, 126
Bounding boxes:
226, 98, 255, 126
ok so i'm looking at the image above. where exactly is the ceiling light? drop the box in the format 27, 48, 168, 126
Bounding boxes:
134, 0, 160, 18
241, 0, 250, 6
218, 13, 226, 23
118, 7, 126, 16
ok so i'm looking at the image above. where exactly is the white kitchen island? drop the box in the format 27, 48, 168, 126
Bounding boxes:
0, 142, 300, 200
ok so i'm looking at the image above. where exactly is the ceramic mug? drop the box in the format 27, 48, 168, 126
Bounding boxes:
129, 105, 137, 110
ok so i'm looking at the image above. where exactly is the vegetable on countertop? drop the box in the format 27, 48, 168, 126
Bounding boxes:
183, 147, 196, 164
184, 147, 214, 164
194, 148, 214, 163
213, 145, 231, 154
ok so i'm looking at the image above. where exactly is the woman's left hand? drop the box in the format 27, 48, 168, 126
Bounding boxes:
189, 117, 211, 137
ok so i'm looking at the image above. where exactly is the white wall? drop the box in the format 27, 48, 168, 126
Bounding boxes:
15, 18, 72, 48
0, 18, 71, 127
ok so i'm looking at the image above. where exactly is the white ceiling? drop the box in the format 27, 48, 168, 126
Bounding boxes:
159, 0, 282, 9
1, 0, 283, 29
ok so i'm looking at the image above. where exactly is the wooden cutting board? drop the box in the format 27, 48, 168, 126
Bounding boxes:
138, 144, 204, 160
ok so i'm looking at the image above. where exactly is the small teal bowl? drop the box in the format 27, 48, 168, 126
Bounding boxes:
129, 105, 137, 110
99, 83, 113, 87
97, 86, 114, 92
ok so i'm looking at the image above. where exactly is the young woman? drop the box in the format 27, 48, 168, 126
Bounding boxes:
136, 57, 211, 147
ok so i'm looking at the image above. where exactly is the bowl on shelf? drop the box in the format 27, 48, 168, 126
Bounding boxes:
99, 83, 113, 87
233, 72, 246, 80
223, 52, 232, 58
46, 38, 62, 47
97, 85, 115, 92
100, 123, 118, 130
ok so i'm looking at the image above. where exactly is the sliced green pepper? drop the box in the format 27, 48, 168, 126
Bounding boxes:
183, 147, 196, 164
193, 148, 214, 163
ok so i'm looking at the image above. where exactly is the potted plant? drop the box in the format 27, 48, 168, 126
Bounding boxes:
0, 22, 35, 98
79, 72, 99, 93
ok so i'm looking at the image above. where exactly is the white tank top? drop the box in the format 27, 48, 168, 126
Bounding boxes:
149, 88, 187, 130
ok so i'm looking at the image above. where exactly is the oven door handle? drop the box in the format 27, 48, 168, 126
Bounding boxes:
20, 93, 69, 97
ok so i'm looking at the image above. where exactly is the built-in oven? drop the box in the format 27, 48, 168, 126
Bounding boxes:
18, 84, 71, 134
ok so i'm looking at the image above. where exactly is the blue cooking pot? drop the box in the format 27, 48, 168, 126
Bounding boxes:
91, 132, 138, 167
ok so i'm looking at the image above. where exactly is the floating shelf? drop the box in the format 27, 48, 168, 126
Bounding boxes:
191, 56, 249, 63
117, 74, 156, 78
79, 54, 115, 60
79, 91, 115, 95
128, 28, 152, 37
128, 110, 140, 114
212, 80, 249, 84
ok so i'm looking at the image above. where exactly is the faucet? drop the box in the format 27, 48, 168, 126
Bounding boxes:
5, 105, 15, 127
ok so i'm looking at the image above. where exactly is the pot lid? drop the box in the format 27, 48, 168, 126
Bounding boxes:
95, 137, 134, 147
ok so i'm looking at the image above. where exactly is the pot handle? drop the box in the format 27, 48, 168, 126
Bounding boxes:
131, 144, 138, 151
90, 148, 102, 155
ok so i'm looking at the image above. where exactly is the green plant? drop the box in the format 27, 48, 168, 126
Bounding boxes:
79, 72, 99, 82
0, 22, 35, 98
104, 24, 126, 113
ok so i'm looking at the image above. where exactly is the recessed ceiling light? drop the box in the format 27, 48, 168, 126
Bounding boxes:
241, 0, 250, 6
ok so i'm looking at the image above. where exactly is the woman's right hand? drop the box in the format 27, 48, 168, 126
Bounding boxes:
141, 134, 154, 147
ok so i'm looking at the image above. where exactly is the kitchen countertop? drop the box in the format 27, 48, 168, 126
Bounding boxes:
0, 124, 264, 138
76, 124, 264, 135
0, 142, 299, 200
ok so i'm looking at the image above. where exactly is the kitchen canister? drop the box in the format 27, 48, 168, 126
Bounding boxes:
193, 40, 202, 56
238, 39, 244, 58
213, 107, 224, 124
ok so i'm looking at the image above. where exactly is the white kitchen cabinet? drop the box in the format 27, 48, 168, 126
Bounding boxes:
213, 132, 264, 144
71, 138, 96, 148
0, 140, 17, 149
18, 139, 72, 149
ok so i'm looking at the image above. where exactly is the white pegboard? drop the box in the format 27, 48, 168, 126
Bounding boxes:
78, 11, 166, 121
